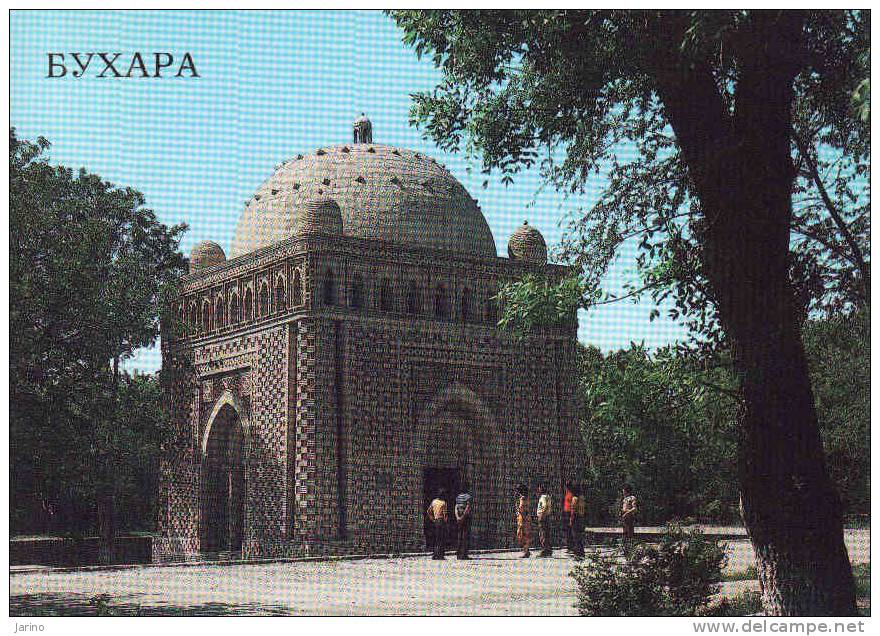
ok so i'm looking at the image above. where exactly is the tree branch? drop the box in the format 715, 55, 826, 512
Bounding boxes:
695, 377, 742, 400
790, 224, 862, 270
793, 130, 870, 302
586, 278, 672, 308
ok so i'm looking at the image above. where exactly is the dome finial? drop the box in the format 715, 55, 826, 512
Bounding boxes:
353, 113, 373, 144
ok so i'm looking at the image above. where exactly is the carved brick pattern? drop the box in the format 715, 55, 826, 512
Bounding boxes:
292, 319, 319, 545
239, 325, 289, 558
159, 238, 580, 561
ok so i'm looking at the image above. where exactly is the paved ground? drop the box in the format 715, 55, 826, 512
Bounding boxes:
9, 530, 869, 616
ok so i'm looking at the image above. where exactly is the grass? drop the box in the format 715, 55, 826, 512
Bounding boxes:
723, 566, 757, 582
853, 563, 870, 616
706, 591, 764, 617
853, 563, 869, 597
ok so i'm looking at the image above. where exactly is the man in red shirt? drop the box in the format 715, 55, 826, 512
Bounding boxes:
563, 481, 574, 554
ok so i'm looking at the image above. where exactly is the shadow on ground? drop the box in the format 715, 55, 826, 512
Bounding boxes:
10, 593, 296, 616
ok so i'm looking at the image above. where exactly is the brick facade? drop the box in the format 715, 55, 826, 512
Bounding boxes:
155, 142, 581, 562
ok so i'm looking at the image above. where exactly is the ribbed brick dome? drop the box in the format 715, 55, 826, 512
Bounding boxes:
230, 144, 497, 258
190, 240, 226, 273
507, 221, 547, 264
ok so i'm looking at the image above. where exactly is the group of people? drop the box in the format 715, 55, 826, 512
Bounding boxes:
426, 487, 474, 560
426, 481, 638, 561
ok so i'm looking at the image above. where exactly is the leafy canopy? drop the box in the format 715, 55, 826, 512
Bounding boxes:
391, 10, 869, 345
574, 310, 870, 526
577, 343, 740, 524
10, 129, 187, 534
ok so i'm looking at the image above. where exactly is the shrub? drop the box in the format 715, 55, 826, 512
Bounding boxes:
570, 524, 727, 616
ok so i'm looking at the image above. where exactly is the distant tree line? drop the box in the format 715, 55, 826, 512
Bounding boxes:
578, 309, 869, 527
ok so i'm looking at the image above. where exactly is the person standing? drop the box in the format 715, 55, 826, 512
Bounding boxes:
515, 485, 532, 558
621, 484, 638, 544
569, 484, 586, 560
563, 481, 574, 554
427, 488, 448, 560
454, 486, 473, 560
536, 484, 553, 557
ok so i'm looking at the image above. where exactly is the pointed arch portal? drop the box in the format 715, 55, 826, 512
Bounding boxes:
200, 393, 246, 554
417, 382, 503, 549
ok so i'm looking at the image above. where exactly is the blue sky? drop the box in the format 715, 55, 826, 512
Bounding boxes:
10, 10, 688, 371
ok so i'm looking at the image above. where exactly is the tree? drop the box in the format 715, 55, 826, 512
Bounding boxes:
577, 321, 868, 527
804, 310, 871, 521
578, 344, 740, 525
391, 10, 864, 614
10, 129, 186, 557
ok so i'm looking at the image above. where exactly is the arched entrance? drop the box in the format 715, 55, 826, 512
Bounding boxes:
200, 401, 245, 554
418, 383, 503, 550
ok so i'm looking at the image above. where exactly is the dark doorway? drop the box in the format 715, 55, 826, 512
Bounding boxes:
422, 467, 460, 549
200, 405, 245, 554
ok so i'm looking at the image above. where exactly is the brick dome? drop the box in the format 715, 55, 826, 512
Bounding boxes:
190, 240, 226, 273
230, 144, 497, 258
507, 221, 547, 264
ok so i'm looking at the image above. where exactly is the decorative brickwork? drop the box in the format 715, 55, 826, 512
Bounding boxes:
156, 131, 580, 561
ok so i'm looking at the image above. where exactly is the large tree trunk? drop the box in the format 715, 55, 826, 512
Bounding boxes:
96, 486, 118, 565
652, 11, 856, 615
734, 313, 856, 615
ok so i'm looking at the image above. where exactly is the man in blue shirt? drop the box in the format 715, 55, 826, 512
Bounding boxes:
454, 486, 473, 560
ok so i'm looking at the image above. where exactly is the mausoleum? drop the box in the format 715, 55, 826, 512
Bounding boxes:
155, 116, 580, 560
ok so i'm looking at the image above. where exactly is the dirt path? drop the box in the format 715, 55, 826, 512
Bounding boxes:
10, 530, 869, 616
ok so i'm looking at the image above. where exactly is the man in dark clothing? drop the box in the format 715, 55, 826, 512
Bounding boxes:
427, 488, 448, 560
569, 484, 586, 560
454, 487, 473, 560
563, 481, 574, 554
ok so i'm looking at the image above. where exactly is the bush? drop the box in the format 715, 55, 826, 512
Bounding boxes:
570, 524, 727, 616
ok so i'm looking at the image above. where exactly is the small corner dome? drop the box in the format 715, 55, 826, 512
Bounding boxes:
297, 198, 344, 235
507, 221, 547, 264
190, 240, 226, 274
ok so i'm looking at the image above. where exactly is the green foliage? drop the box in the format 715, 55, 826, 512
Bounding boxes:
570, 524, 727, 616
106, 373, 173, 532
494, 273, 582, 338
577, 343, 740, 524
89, 594, 118, 617
722, 566, 757, 582
9, 129, 186, 535
851, 79, 870, 123
804, 309, 870, 519
575, 309, 869, 525
706, 592, 764, 617
852, 563, 870, 599
391, 10, 869, 345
